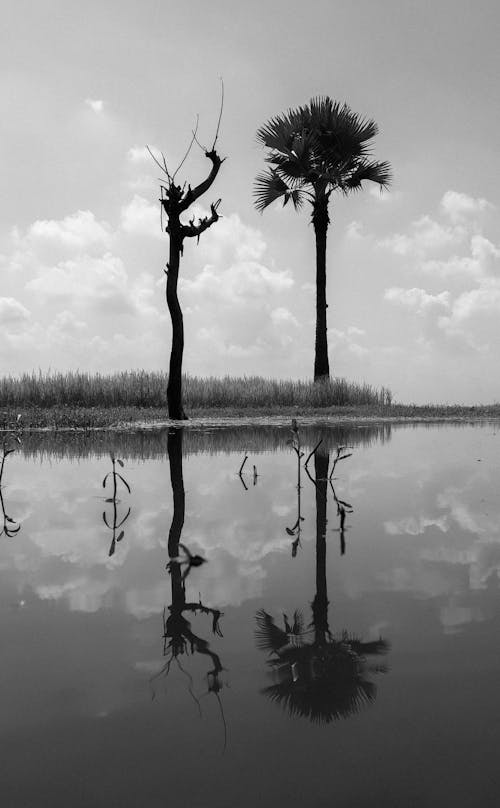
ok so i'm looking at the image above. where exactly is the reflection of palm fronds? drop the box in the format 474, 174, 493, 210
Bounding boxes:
256, 609, 289, 653
255, 609, 306, 654
256, 610, 389, 724
263, 641, 379, 723
263, 668, 376, 723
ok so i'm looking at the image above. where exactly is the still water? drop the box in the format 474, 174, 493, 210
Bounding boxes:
1, 422, 500, 807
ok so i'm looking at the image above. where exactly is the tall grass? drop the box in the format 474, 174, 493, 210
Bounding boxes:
0, 371, 391, 409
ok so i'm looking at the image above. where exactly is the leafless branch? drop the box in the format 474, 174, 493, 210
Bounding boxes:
180, 150, 224, 211
182, 200, 221, 239
211, 77, 225, 151
146, 145, 171, 179
173, 115, 200, 181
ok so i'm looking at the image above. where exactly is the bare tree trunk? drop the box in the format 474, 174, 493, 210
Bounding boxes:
159, 146, 223, 420
166, 229, 187, 421
313, 195, 330, 381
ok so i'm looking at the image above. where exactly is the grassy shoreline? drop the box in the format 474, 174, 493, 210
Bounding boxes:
2, 403, 500, 431
0, 372, 498, 430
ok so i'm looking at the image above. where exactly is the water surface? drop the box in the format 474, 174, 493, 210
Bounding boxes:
1, 422, 499, 807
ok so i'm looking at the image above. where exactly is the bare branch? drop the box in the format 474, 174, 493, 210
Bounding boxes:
182, 199, 221, 239
211, 77, 225, 151
161, 151, 171, 177
146, 145, 171, 180
192, 128, 208, 153
179, 150, 224, 212
173, 115, 200, 181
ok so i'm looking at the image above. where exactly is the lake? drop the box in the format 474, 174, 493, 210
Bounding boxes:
1, 421, 499, 807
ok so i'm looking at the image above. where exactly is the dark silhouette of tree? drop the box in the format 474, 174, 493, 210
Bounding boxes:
154, 428, 227, 746
254, 97, 392, 380
256, 448, 388, 723
151, 94, 225, 420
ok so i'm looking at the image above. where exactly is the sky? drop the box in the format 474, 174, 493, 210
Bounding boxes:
1, 0, 499, 404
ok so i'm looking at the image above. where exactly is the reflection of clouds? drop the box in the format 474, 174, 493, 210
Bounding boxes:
374, 450, 500, 634
384, 515, 449, 535
189, 550, 266, 608
125, 582, 166, 619
437, 487, 499, 536
2, 452, 302, 617
30, 526, 127, 567
440, 602, 483, 634
377, 564, 460, 599
469, 541, 500, 590
37, 577, 113, 613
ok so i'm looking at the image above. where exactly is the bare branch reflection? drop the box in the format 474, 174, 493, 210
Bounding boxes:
0, 419, 22, 538
102, 455, 131, 557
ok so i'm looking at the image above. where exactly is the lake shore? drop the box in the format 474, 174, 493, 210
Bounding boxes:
2, 403, 500, 431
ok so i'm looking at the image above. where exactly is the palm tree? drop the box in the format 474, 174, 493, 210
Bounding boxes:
254, 97, 392, 380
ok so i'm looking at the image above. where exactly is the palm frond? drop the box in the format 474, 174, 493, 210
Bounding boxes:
253, 169, 291, 212
255, 609, 289, 652
255, 96, 392, 208
344, 159, 392, 192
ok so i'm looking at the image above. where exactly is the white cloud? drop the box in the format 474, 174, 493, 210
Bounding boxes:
345, 220, 364, 239
440, 190, 493, 223
25, 210, 111, 254
328, 326, 368, 357
379, 215, 464, 256
85, 98, 104, 113
384, 287, 450, 315
270, 307, 299, 327
183, 211, 267, 264
0, 297, 30, 326
120, 195, 162, 238
127, 145, 153, 163
181, 260, 293, 303
26, 252, 129, 304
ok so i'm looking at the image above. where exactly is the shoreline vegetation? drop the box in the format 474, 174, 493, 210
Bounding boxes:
0, 371, 499, 430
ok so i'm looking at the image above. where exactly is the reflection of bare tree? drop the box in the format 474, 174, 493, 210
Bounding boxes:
256, 448, 389, 724
0, 423, 22, 538
156, 428, 227, 746
102, 455, 131, 557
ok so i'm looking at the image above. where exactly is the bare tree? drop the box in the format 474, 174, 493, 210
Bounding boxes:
150, 88, 225, 420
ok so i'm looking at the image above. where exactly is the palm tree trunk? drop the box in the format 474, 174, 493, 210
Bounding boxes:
312, 195, 330, 381
312, 449, 330, 645
166, 224, 187, 420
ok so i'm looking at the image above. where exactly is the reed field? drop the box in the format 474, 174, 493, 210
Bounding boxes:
1, 371, 498, 430
0, 371, 391, 409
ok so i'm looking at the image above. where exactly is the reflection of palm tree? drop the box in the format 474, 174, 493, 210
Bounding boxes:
256, 448, 388, 723
156, 428, 227, 744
